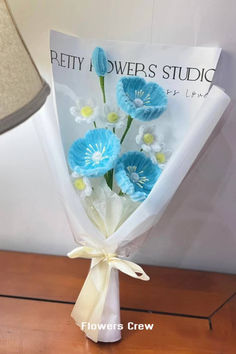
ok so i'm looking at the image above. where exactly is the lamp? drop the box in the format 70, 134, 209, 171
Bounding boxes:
0, 0, 50, 134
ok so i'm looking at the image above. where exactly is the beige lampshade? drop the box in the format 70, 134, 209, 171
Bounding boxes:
0, 0, 50, 134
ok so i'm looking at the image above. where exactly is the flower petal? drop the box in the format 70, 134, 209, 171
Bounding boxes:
68, 128, 120, 177
115, 151, 161, 202
117, 77, 167, 121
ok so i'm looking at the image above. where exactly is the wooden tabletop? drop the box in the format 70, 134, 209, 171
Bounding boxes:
0, 250, 235, 353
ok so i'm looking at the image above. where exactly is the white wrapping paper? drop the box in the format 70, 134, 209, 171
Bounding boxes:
34, 32, 230, 342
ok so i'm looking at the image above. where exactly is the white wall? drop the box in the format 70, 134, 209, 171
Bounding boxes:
0, 0, 235, 273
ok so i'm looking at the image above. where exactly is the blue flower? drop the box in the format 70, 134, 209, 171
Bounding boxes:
115, 151, 161, 202
92, 47, 108, 77
117, 77, 167, 121
68, 129, 120, 177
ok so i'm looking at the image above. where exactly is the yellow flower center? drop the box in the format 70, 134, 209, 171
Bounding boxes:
107, 112, 119, 123
143, 133, 154, 145
81, 106, 93, 118
155, 152, 166, 164
74, 178, 86, 191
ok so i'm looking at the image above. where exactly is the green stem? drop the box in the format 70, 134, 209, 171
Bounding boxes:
93, 121, 97, 128
108, 169, 113, 190
120, 115, 133, 144
104, 169, 113, 190
99, 76, 106, 103
104, 173, 109, 187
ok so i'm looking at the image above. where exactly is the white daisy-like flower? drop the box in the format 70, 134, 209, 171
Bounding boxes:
71, 172, 92, 199
136, 125, 164, 153
150, 148, 172, 169
70, 98, 99, 124
100, 104, 126, 129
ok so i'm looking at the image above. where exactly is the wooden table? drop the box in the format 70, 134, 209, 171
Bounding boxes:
0, 251, 235, 353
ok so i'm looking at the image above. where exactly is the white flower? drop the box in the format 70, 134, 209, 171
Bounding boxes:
136, 125, 164, 153
100, 104, 126, 129
70, 98, 99, 124
71, 172, 92, 199
150, 148, 172, 169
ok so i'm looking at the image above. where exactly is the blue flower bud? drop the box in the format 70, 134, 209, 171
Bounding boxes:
92, 47, 108, 77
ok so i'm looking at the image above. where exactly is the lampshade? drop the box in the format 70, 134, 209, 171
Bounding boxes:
0, 0, 50, 134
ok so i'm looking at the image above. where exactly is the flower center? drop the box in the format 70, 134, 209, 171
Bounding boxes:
81, 106, 93, 118
130, 172, 140, 183
74, 178, 86, 191
92, 151, 103, 164
143, 133, 154, 145
155, 152, 166, 164
127, 165, 149, 188
133, 98, 144, 107
107, 112, 119, 123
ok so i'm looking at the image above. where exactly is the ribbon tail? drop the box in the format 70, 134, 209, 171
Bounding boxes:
71, 259, 112, 342
111, 258, 150, 281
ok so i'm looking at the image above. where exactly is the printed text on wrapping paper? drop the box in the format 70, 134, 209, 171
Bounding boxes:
50, 50, 215, 83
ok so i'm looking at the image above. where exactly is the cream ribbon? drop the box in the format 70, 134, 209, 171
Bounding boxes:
68, 246, 150, 342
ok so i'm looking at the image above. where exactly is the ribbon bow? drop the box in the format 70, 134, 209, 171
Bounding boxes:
68, 246, 149, 342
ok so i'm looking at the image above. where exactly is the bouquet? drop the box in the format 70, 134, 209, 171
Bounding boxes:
36, 31, 230, 343
68, 46, 170, 229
